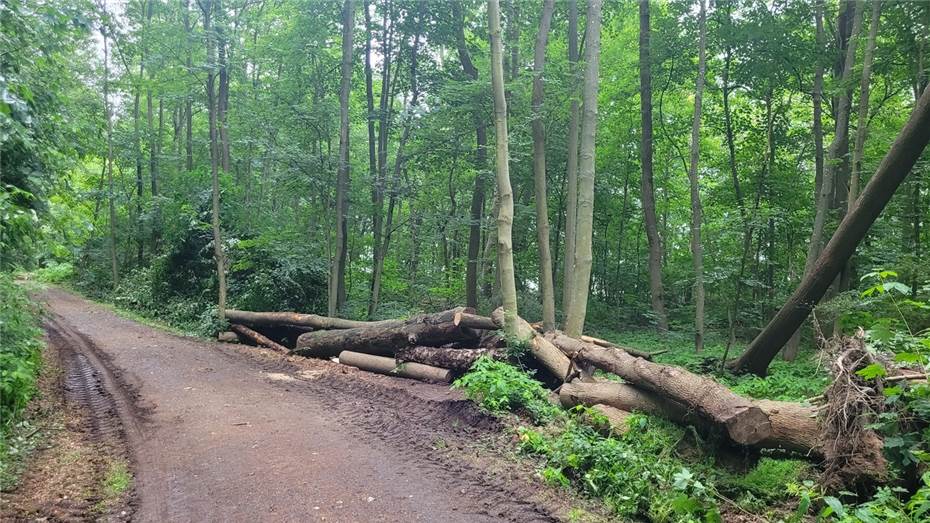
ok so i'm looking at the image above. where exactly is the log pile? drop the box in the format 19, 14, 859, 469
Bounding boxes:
218, 305, 882, 484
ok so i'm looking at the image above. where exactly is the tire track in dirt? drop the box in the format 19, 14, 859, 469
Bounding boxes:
35, 288, 605, 522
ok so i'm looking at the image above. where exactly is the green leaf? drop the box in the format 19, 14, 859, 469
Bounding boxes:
822, 496, 846, 518
856, 363, 887, 380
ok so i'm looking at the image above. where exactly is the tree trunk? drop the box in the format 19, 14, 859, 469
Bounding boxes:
329, 0, 354, 317
183, 0, 193, 173
490, 308, 572, 381
216, 0, 231, 173
338, 351, 453, 383
530, 0, 556, 331
201, 0, 227, 319
785, 0, 862, 360
364, 0, 379, 317
295, 308, 475, 358
686, 0, 707, 352
544, 330, 655, 361
571, 346, 772, 445
225, 309, 398, 330
454, 1, 488, 311
395, 346, 498, 373
101, 14, 118, 286
229, 324, 290, 354
488, 0, 518, 335
560, 381, 821, 455
561, 0, 580, 317
563, 0, 602, 338
731, 84, 930, 376
638, 0, 669, 333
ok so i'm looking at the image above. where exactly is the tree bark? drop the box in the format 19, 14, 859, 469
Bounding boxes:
544, 330, 655, 361
574, 346, 772, 445
488, 0, 518, 335
101, 10, 118, 286
338, 351, 453, 383
229, 324, 290, 354
686, 0, 707, 352
530, 0, 556, 331
731, 83, 930, 376
226, 309, 398, 330
295, 308, 476, 358
563, 0, 602, 338
560, 381, 821, 455
561, 0, 580, 316
396, 346, 498, 372
490, 308, 572, 381
329, 0, 354, 317
784, 0, 829, 361
638, 0, 669, 333
201, 0, 227, 319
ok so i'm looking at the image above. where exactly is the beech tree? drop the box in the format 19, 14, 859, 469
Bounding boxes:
686, 0, 708, 353
329, 0, 354, 317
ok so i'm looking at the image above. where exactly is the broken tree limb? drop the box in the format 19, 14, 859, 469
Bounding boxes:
560, 381, 821, 456
226, 309, 398, 330
490, 308, 572, 381
574, 346, 771, 445
395, 346, 499, 372
453, 311, 498, 330
545, 331, 654, 361
294, 308, 475, 359
230, 324, 290, 354
338, 351, 453, 383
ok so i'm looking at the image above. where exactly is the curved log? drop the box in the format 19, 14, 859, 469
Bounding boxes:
490, 308, 572, 381
230, 323, 290, 354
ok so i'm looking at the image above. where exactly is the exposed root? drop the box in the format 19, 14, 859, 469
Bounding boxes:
820, 334, 887, 492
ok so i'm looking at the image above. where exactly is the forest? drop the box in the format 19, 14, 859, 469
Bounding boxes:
2, 0, 930, 520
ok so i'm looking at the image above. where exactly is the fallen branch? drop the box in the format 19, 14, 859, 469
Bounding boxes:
230, 324, 290, 354
338, 351, 453, 383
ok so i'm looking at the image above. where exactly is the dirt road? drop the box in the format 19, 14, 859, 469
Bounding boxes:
30, 288, 587, 522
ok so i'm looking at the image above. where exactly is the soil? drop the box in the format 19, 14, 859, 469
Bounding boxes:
2, 288, 607, 522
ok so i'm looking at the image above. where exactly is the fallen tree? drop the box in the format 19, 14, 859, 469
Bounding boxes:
226, 309, 398, 330
396, 346, 500, 372
572, 346, 771, 445
338, 351, 453, 383
294, 308, 477, 358
544, 331, 655, 360
490, 308, 572, 381
559, 381, 821, 456
230, 323, 290, 354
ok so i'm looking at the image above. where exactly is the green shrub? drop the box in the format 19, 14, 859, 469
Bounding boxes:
0, 274, 43, 423
734, 458, 810, 500
32, 262, 74, 283
453, 357, 560, 424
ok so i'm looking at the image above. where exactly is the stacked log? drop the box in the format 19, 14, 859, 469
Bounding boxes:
338, 351, 453, 383
294, 308, 477, 358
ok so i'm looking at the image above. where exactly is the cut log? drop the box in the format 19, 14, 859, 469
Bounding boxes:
453, 311, 498, 330
226, 309, 398, 330
294, 308, 475, 359
338, 351, 453, 383
545, 331, 654, 361
217, 331, 239, 343
395, 346, 499, 372
560, 381, 819, 455
230, 324, 290, 354
574, 346, 771, 445
585, 404, 633, 436
490, 308, 572, 381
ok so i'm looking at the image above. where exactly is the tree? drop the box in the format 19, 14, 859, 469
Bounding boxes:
199, 0, 228, 319
100, 2, 118, 287
638, 0, 668, 333
530, 0, 556, 331
329, 0, 354, 317
686, 0, 708, 352
563, 0, 602, 338
561, 0, 580, 317
487, 0, 517, 336
731, 84, 930, 376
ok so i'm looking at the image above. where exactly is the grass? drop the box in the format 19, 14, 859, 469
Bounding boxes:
103, 459, 132, 497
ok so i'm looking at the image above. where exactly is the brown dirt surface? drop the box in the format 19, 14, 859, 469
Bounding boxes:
4, 287, 608, 522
